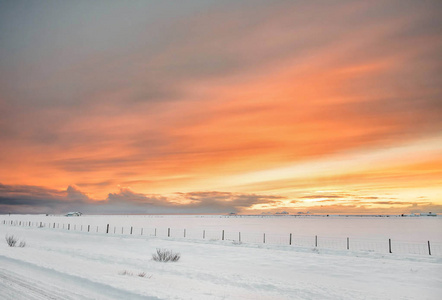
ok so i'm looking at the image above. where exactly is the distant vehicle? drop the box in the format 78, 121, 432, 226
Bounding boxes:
65, 212, 82, 217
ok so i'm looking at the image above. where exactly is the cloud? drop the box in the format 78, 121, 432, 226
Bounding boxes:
2, 182, 440, 215
107, 188, 167, 205
0, 183, 91, 214
287, 202, 442, 214
104, 189, 286, 214
66, 185, 91, 202
408, 203, 442, 214
178, 191, 285, 212
0, 183, 286, 214
300, 195, 345, 199
0, 1, 441, 209
54, 157, 142, 173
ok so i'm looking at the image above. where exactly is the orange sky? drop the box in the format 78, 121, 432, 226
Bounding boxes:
0, 0, 441, 214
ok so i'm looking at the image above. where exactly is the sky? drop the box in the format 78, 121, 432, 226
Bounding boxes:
0, 0, 441, 214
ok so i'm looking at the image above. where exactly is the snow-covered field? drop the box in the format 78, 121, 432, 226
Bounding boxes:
1, 215, 442, 299
3, 214, 442, 240
3, 214, 442, 255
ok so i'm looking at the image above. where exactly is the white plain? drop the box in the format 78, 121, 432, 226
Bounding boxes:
0, 215, 441, 299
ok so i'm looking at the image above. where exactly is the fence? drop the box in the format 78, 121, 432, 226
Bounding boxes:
2, 219, 441, 256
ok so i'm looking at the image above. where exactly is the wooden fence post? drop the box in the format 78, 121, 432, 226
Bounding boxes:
263, 233, 266, 244
184, 229, 186, 238
203, 230, 205, 239
428, 241, 431, 256
289, 233, 292, 245
239, 232, 241, 242
168, 228, 170, 237
315, 235, 318, 247
88, 225, 90, 232
222, 230, 224, 240
347, 237, 349, 250
130, 226, 133, 235
389, 239, 392, 253
106, 224, 109, 234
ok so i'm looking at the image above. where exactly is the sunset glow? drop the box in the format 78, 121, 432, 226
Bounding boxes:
0, 0, 441, 214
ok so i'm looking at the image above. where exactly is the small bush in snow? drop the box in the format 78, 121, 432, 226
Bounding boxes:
5, 235, 17, 247
119, 270, 133, 276
119, 270, 151, 278
138, 272, 146, 277
152, 248, 181, 262
5, 235, 26, 247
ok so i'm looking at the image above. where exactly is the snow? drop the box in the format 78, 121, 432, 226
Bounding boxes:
5, 214, 442, 241
1, 215, 442, 299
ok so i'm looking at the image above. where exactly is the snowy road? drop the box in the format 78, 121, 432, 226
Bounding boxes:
0, 268, 68, 300
0, 256, 157, 300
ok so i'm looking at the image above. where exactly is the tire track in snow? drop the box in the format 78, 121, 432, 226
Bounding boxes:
0, 272, 72, 300
0, 255, 159, 300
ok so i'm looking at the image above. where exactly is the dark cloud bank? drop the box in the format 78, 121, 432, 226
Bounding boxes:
0, 183, 285, 214
1, 183, 441, 215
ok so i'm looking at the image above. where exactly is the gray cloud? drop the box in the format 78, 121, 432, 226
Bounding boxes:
107, 188, 167, 206
0, 183, 285, 214
179, 191, 285, 212
2, 182, 440, 215
104, 189, 285, 214
0, 183, 90, 214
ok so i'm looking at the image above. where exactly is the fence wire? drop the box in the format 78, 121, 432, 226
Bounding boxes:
2, 219, 441, 256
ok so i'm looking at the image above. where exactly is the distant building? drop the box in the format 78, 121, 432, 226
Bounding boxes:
65, 212, 82, 217
421, 212, 437, 217
410, 212, 437, 217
